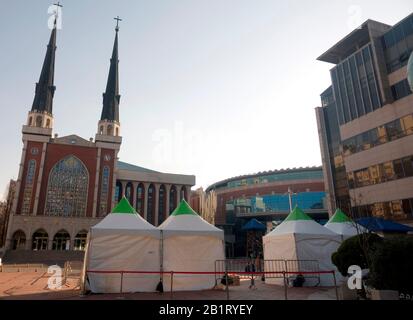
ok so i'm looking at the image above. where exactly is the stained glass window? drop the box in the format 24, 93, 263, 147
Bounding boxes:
99, 166, 110, 217
136, 183, 145, 216
21, 159, 36, 215
158, 185, 166, 225
169, 185, 177, 214
45, 156, 88, 217
147, 184, 155, 225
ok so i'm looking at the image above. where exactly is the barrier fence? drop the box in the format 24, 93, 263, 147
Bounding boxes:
215, 259, 321, 286
85, 268, 339, 300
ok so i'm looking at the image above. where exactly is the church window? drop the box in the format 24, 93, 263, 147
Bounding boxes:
136, 183, 145, 216
125, 182, 133, 204
99, 166, 110, 216
28, 116, 33, 126
12, 230, 26, 250
115, 181, 122, 203
169, 185, 177, 214
36, 116, 42, 127
100, 126, 104, 135
158, 185, 166, 225
73, 230, 88, 251
46, 119, 51, 128
45, 155, 89, 217
21, 159, 36, 215
147, 184, 155, 225
107, 125, 113, 135
32, 229, 48, 251
52, 230, 70, 251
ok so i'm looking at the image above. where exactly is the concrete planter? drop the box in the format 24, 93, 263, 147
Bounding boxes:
371, 289, 399, 300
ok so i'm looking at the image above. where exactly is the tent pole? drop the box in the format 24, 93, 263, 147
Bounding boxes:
80, 233, 92, 296
156, 230, 164, 293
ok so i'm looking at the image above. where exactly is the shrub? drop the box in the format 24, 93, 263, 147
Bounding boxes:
331, 233, 383, 277
368, 236, 413, 292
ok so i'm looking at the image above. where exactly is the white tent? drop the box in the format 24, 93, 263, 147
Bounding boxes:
324, 208, 366, 240
263, 207, 342, 286
83, 197, 160, 293
159, 200, 225, 291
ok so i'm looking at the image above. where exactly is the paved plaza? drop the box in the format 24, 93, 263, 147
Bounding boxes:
0, 272, 337, 300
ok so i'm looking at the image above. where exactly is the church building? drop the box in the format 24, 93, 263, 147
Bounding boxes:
4, 17, 195, 255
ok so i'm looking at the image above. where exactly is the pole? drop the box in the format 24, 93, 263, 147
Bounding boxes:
288, 187, 293, 213
225, 272, 229, 300
333, 271, 339, 300
120, 271, 124, 294
170, 271, 174, 300
283, 271, 288, 300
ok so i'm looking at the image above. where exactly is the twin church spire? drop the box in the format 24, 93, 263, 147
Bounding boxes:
27, 11, 122, 139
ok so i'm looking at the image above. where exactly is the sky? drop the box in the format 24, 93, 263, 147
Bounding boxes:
0, 0, 412, 199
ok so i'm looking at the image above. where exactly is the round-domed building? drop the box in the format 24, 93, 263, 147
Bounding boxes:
408, 52, 413, 92
196, 167, 328, 257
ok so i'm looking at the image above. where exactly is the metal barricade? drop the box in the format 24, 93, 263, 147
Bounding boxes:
284, 260, 320, 286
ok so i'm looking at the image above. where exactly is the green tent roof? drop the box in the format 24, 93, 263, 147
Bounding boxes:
284, 206, 313, 221
329, 208, 351, 223
171, 199, 198, 216
111, 197, 137, 214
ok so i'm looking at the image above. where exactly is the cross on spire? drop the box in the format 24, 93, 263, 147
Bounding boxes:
114, 16, 122, 32
53, 2, 63, 25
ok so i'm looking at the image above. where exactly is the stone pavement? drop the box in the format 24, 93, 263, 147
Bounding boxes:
0, 273, 337, 300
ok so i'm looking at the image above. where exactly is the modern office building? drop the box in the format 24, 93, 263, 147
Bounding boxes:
205, 167, 328, 257
316, 13, 413, 225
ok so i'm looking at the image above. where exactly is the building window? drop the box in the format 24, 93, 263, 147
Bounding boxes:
21, 159, 36, 215
73, 230, 88, 251
115, 181, 122, 203
180, 186, 186, 201
158, 185, 166, 225
125, 182, 133, 204
36, 116, 42, 127
12, 230, 26, 250
45, 156, 89, 217
349, 155, 413, 189
107, 125, 113, 135
136, 183, 145, 216
99, 166, 110, 217
52, 230, 70, 251
32, 229, 48, 251
169, 185, 177, 214
28, 116, 33, 126
147, 184, 155, 225
342, 113, 413, 156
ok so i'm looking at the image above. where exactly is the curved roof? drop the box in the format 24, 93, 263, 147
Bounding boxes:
206, 166, 323, 192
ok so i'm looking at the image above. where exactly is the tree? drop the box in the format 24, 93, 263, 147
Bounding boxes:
368, 236, 413, 292
331, 233, 383, 277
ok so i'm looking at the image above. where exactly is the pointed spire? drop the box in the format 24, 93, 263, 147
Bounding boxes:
31, 20, 57, 114
101, 19, 121, 122
284, 206, 313, 221
171, 199, 198, 216
328, 208, 351, 223
111, 196, 136, 214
